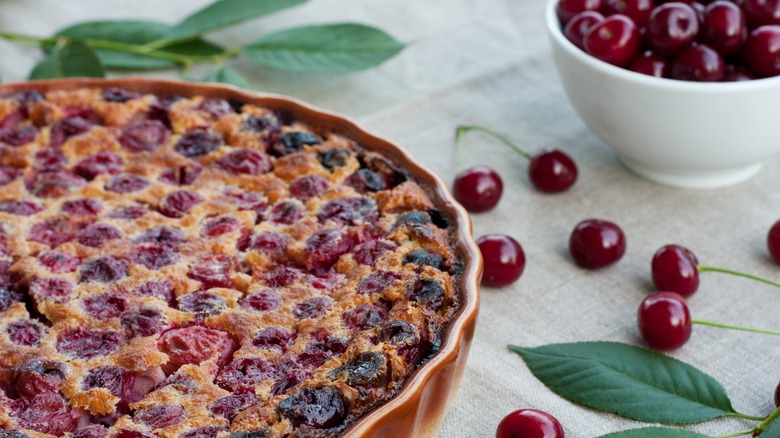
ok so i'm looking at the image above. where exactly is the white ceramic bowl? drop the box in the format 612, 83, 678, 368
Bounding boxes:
545, 0, 780, 188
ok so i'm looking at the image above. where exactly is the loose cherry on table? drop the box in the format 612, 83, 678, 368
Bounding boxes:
768, 219, 780, 264
477, 234, 526, 287
638, 291, 780, 350
496, 409, 565, 438
454, 125, 578, 209
453, 166, 504, 213
569, 219, 626, 269
775, 381, 780, 407
651, 243, 780, 297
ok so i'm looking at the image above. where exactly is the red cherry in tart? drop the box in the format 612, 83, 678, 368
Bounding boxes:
629, 51, 668, 77
528, 149, 578, 193
767, 219, 780, 264
743, 25, 780, 77
477, 234, 526, 287
668, 44, 726, 82
453, 166, 504, 213
645, 3, 700, 56
568, 219, 626, 269
638, 291, 692, 351
565, 11, 606, 49
651, 244, 699, 297
583, 15, 642, 67
702, 1, 748, 56
603, 0, 656, 26
496, 409, 565, 438
557, 0, 604, 24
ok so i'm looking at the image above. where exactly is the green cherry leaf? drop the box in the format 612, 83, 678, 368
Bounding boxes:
53, 20, 224, 70
202, 66, 249, 88
55, 20, 170, 44
29, 40, 105, 80
244, 23, 405, 74
167, 0, 308, 40
761, 416, 780, 437
508, 342, 736, 424
598, 428, 711, 438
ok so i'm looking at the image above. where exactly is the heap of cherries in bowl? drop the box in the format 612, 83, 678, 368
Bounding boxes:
558, 0, 780, 81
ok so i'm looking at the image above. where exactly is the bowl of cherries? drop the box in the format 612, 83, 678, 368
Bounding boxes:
547, 0, 780, 188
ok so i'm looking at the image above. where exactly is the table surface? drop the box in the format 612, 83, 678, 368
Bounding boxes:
1, 1, 779, 437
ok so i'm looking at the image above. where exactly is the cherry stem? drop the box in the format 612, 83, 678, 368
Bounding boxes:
754, 407, 780, 435
692, 319, 780, 336
699, 265, 780, 290
455, 124, 532, 170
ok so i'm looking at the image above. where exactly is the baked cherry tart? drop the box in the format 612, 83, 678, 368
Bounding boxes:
0, 87, 464, 437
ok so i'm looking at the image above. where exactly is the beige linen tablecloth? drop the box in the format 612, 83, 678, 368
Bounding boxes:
1, 1, 779, 436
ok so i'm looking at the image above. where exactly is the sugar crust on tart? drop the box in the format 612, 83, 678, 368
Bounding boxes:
0, 87, 462, 438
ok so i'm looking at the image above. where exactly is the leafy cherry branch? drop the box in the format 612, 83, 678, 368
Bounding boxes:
0, 0, 405, 86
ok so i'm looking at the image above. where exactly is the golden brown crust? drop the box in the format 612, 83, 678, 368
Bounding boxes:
0, 87, 462, 438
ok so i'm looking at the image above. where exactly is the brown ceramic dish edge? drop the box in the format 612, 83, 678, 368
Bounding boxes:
0, 78, 482, 438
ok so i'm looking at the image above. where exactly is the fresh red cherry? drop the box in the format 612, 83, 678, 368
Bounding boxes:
569, 219, 626, 269
767, 219, 780, 264
702, 1, 748, 56
629, 51, 668, 77
775, 380, 780, 407
453, 166, 504, 213
646, 3, 700, 56
743, 0, 780, 27
584, 15, 642, 67
651, 244, 699, 297
743, 25, 780, 77
724, 64, 757, 80
455, 125, 578, 194
565, 11, 606, 49
496, 409, 564, 438
477, 234, 526, 287
668, 44, 726, 81
603, 0, 656, 26
557, 0, 604, 24
638, 291, 692, 351
528, 149, 578, 193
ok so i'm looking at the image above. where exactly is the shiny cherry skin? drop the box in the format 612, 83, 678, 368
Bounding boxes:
638, 291, 692, 351
743, 0, 780, 27
557, 0, 604, 24
668, 44, 725, 81
477, 234, 526, 287
645, 3, 700, 56
743, 25, 780, 77
528, 149, 578, 193
496, 409, 565, 438
603, 0, 656, 26
702, 1, 748, 56
565, 11, 605, 49
453, 166, 504, 213
651, 244, 699, 297
629, 51, 668, 77
767, 219, 780, 264
583, 15, 642, 67
775, 381, 780, 407
568, 219, 626, 269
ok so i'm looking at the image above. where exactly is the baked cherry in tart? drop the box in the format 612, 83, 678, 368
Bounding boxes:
0, 87, 463, 437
